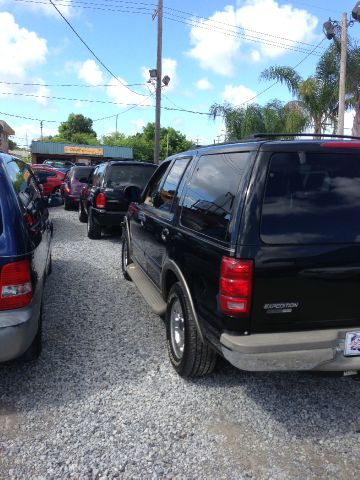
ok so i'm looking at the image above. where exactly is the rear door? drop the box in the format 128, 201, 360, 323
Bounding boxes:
247, 147, 360, 333
103, 164, 156, 213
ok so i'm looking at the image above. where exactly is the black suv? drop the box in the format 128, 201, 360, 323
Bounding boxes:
122, 134, 360, 377
78, 160, 157, 239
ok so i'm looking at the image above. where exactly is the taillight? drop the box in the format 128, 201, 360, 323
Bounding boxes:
65, 184, 71, 193
95, 192, 106, 209
220, 257, 253, 317
0, 260, 33, 310
320, 142, 360, 148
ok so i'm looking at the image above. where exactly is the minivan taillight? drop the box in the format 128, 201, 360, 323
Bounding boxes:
0, 260, 33, 310
220, 257, 253, 317
95, 192, 106, 209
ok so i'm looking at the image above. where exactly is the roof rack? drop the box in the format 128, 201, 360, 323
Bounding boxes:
252, 133, 360, 141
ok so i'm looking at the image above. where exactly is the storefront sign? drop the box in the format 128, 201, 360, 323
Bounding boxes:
64, 146, 103, 156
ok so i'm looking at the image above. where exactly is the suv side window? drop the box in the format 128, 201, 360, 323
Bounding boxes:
156, 157, 191, 212
180, 152, 250, 242
91, 166, 100, 186
6, 159, 43, 223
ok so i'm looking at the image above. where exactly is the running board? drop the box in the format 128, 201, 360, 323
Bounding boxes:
127, 263, 167, 316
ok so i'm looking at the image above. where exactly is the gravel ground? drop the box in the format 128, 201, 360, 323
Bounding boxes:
0, 206, 360, 479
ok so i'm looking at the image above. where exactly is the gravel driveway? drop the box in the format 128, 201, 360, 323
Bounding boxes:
0, 207, 360, 479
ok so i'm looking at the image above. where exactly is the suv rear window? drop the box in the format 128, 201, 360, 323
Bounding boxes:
261, 151, 360, 244
72, 167, 93, 180
105, 164, 156, 189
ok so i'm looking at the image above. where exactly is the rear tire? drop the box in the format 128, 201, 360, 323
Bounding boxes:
78, 200, 87, 223
87, 208, 101, 239
166, 282, 217, 377
121, 235, 132, 281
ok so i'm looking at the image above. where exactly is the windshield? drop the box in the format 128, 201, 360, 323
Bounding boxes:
104, 164, 156, 189
261, 151, 360, 244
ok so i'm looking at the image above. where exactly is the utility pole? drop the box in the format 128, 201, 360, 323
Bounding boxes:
338, 12, 347, 136
154, 0, 163, 165
40, 120, 43, 140
115, 114, 119, 139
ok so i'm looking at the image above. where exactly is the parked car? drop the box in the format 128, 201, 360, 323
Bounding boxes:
32, 165, 65, 198
79, 161, 157, 239
63, 165, 94, 210
0, 153, 52, 362
122, 134, 360, 378
43, 159, 74, 173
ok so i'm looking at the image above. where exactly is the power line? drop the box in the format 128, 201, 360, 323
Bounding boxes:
0, 110, 58, 123
0, 80, 147, 88
0, 91, 211, 115
14, 0, 325, 56
47, 0, 147, 97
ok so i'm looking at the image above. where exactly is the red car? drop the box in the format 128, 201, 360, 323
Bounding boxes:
32, 165, 65, 197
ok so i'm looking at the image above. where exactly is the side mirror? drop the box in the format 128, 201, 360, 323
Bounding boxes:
123, 185, 141, 203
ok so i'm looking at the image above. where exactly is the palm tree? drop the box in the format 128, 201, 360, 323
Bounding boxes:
260, 67, 338, 136
317, 40, 360, 136
209, 99, 308, 140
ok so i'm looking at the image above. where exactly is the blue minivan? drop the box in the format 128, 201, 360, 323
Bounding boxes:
0, 153, 52, 362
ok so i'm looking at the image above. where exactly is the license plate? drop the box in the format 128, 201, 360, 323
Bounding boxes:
344, 332, 360, 356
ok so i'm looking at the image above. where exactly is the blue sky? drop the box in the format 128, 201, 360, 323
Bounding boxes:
0, 0, 359, 149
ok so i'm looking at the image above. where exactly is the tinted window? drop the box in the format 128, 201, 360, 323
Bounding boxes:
156, 157, 190, 211
91, 166, 103, 187
6, 159, 42, 221
72, 167, 93, 180
105, 164, 156, 189
180, 152, 249, 242
261, 151, 360, 244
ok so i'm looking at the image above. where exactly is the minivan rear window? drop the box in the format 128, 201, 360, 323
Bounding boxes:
105, 164, 156, 189
261, 152, 360, 244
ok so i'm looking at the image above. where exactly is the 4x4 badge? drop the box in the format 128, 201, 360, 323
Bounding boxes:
264, 302, 299, 314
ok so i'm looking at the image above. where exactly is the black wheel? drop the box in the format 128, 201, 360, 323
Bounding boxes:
166, 282, 217, 377
64, 197, 72, 210
121, 235, 132, 281
18, 307, 42, 362
78, 200, 87, 223
87, 208, 101, 239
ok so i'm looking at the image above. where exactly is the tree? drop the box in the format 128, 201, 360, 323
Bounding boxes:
209, 99, 308, 140
8, 139, 17, 150
101, 123, 193, 162
260, 66, 338, 135
58, 114, 97, 143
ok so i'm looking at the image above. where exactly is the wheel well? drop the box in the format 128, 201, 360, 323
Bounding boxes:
164, 270, 178, 299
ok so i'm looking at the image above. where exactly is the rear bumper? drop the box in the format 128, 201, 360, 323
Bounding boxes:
65, 194, 80, 204
0, 298, 41, 362
92, 208, 126, 227
220, 328, 360, 372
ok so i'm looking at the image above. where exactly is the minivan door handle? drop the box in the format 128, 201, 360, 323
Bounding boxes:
161, 228, 170, 242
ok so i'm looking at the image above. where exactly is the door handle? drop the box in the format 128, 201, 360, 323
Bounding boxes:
161, 228, 170, 242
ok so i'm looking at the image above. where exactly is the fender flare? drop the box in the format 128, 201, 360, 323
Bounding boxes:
161, 259, 204, 342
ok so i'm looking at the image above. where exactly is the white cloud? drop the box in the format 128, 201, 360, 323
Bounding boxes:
187, 0, 318, 75
12, 123, 58, 145
196, 78, 213, 91
107, 77, 153, 109
0, 13, 47, 77
221, 84, 257, 105
78, 60, 104, 86
0, 13, 51, 106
